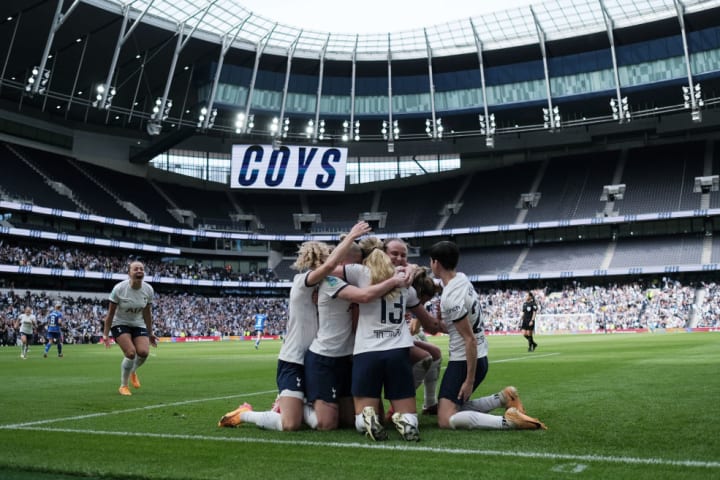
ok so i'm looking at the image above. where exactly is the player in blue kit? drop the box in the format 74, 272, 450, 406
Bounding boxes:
253, 311, 268, 349
43, 302, 64, 358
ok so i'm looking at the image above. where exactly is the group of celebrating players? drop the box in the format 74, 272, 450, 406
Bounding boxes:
216, 221, 547, 441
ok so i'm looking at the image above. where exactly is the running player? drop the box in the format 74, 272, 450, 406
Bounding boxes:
16, 306, 37, 359
102, 261, 157, 396
43, 302, 64, 358
253, 310, 267, 349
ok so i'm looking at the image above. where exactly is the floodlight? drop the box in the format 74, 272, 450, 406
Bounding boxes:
92, 83, 116, 109
25, 66, 50, 95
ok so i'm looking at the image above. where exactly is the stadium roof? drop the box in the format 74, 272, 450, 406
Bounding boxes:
3, 0, 720, 160
86, 0, 720, 60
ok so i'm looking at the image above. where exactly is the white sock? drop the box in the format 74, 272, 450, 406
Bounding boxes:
354, 413, 365, 433
394, 412, 419, 429
423, 358, 441, 408
304, 404, 318, 429
449, 411, 505, 430
121, 357, 134, 386
242, 411, 283, 431
132, 355, 147, 372
412, 357, 432, 389
460, 393, 502, 413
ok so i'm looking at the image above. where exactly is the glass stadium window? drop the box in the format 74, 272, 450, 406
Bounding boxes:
346, 154, 460, 183
150, 150, 231, 184
150, 150, 459, 185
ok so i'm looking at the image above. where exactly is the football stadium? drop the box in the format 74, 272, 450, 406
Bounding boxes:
1, 0, 719, 479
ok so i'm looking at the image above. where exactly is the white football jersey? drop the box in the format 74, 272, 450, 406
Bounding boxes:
18, 313, 36, 334
345, 264, 415, 355
279, 271, 319, 365
440, 272, 488, 361
309, 275, 354, 357
108, 279, 154, 328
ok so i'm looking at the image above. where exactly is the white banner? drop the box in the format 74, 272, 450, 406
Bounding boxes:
230, 144, 347, 191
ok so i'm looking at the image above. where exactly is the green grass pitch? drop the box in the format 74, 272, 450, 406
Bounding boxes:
1, 332, 718, 480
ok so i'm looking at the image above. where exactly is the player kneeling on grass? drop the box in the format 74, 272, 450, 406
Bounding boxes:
345, 238, 438, 442
429, 241, 547, 431
218, 222, 373, 431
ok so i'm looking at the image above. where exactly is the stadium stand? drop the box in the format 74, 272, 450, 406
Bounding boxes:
233, 191, 305, 233
443, 164, 540, 229
610, 234, 705, 268
154, 180, 238, 228
377, 176, 462, 232
0, 143, 77, 210
516, 240, 609, 273
618, 143, 705, 215
78, 162, 184, 227
523, 152, 619, 222
441, 246, 525, 275
306, 191, 375, 233
13, 145, 132, 220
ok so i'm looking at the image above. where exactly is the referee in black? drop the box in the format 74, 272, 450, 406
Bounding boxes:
520, 292, 538, 352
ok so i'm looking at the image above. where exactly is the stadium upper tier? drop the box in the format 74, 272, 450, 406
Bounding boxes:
1, 0, 720, 145
3, 139, 719, 236
4, 137, 720, 285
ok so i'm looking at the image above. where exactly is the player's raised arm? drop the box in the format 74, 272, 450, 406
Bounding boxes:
307, 220, 371, 285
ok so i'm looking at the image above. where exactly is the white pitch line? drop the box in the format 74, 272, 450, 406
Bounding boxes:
492, 352, 560, 363
0, 389, 277, 429
2, 383, 718, 470
6, 426, 720, 470
1, 354, 553, 430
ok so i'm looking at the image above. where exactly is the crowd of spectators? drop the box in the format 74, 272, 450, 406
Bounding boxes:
1, 242, 719, 349
0, 242, 277, 282
151, 294, 287, 338
480, 278, 700, 332
697, 282, 720, 327
1, 277, 718, 350
0, 289, 289, 347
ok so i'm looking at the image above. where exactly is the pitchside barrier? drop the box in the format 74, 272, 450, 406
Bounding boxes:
153, 328, 720, 343
156, 335, 282, 343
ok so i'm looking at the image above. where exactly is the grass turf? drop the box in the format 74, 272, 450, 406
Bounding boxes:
1, 332, 718, 480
